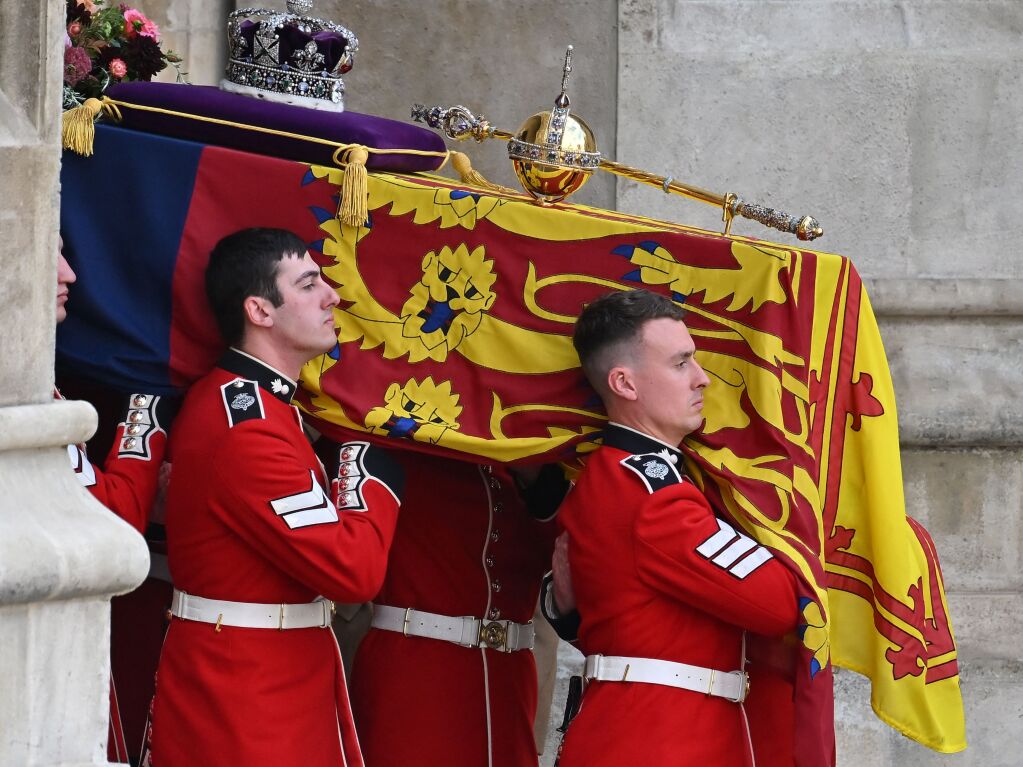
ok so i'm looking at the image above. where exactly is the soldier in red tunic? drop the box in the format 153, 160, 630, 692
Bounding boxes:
57, 239, 172, 763
346, 452, 563, 767
553, 289, 799, 767
150, 229, 403, 767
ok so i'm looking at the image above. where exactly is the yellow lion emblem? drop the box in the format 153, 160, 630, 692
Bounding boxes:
364, 377, 463, 445
397, 244, 497, 361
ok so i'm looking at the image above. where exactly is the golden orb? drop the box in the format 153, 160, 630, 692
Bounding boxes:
509, 109, 598, 205
506, 45, 601, 205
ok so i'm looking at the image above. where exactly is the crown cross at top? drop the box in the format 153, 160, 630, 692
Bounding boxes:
287, 0, 314, 13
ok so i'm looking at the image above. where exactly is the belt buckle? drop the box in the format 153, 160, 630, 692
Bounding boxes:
321, 599, 335, 628
478, 620, 508, 651
728, 671, 750, 703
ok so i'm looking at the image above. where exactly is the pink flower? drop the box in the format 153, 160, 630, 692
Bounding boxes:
122, 9, 143, 35
123, 8, 160, 41
63, 45, 93, 86
140, 19, 160, 40
68, 21, 82, 37
109, 58, 128, 79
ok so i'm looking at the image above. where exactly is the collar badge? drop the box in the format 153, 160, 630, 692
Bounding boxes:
657, 448, 679, 465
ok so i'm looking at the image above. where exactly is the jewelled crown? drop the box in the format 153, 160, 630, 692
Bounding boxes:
221, 0, 358, 112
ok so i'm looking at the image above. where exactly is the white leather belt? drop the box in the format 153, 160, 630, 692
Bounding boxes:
372, 604, 535, 653
583, 654, 749, 703
170, 589, 334, 630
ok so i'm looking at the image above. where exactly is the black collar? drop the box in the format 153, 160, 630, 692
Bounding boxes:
218, 348, 297, 406
603, 423, 685, 465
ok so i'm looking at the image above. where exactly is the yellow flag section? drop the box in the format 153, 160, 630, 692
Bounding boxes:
295, 165, 964, 751
822, 277, 966, 752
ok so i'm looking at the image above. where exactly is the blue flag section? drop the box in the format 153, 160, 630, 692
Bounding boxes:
58, 125, 202, 394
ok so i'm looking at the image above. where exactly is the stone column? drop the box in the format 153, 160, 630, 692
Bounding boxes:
0, 4, 149, 766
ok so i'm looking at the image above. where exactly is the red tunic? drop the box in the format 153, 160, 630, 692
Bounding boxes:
63, 389, 168, 535
350, 453, 557, 767
151, 350, 402, 767
61, 387, 169, 763
558, 424, 798, 767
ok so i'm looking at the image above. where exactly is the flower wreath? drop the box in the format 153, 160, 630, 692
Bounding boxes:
63, 0, 185, 109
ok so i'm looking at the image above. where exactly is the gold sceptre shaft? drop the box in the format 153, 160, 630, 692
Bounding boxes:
411, 103, 824, 242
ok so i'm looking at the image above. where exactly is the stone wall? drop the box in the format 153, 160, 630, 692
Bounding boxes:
100, 0, 1023, 763
153, 0, 232, 87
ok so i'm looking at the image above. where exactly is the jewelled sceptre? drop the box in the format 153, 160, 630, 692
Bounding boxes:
412, 46, 823, 241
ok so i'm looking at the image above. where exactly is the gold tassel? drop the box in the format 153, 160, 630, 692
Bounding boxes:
337, 145, 369, 227
61, 98, 106, 156
449, 151, 518, 195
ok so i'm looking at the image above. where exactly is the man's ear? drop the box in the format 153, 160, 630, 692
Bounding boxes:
606, 365, 638, 401
243, 295, 274, 329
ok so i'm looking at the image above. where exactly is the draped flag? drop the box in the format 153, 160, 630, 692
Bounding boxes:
60, 123, 966, 759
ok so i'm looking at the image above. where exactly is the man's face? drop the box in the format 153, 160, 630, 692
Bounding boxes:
56, 237, 77, 324
630, 317, 711, 441
266, 252, 340, 359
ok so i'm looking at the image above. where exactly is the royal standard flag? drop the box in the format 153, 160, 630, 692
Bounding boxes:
60, 124, 966, 762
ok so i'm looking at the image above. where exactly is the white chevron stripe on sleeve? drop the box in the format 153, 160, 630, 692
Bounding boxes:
695, 517, 774, 579
730, 547, 774, 578
695, 518, 738, 558
270, 470, 337, 529
711, 536, 758, 568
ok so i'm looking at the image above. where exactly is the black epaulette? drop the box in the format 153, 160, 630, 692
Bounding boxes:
620, 451, 683, 493
220, 378, 265, 427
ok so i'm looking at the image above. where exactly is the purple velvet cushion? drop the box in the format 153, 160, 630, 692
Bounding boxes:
103, 82, 447, 172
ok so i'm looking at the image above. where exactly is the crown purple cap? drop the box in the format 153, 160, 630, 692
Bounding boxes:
221, 0, 357, 112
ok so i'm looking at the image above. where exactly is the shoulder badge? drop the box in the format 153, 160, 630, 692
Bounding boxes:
220, 379, 265, 427
620, 451, 683, 494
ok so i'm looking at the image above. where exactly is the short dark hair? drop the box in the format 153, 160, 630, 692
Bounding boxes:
205, 228, 308, 346
573, 289, 686, 393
